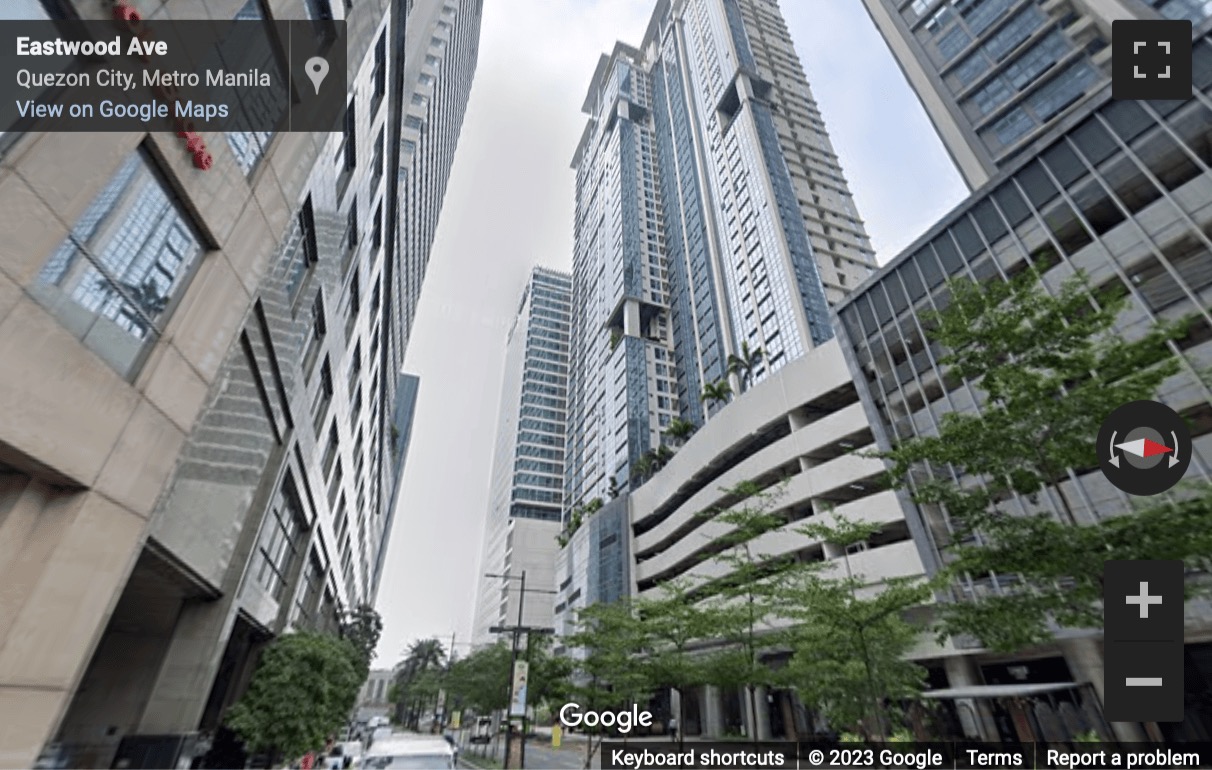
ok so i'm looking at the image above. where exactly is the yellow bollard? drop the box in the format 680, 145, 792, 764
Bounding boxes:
552, 724, 562, 748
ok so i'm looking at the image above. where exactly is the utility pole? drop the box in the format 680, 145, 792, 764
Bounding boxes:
485, 571, 556, 769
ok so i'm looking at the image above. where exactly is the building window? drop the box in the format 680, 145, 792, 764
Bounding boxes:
255, 476, 307, 601
322, 422, 339, 478
32, 149, 205, 378
346, 273, 361, 338
371, 127, 385, 191
294, 552, 324, 627
348, 342, 362, 394
372, 201, 384, 251
303, 292, 326, 379
372, 31, 387, 107
342, 197, 359, 273
286, 197, 319, 303
338, 96, 356, 171
313, 358, 334, 434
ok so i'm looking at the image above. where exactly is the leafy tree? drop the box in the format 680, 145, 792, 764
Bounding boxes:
339, 604, 383, 677
700, 379, 733, 410
631, 452, 655, 484
634, 579, 725, 752
225, 632, 363, 765
445, 642, 511, 714
566, 600, 655, 767
727, 341, 764, 390
779, 516, 932, 740
700, 480, 801, 740
879, 271, 1210, 650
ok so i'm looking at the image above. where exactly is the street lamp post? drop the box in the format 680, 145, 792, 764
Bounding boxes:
485, 571, 557, 770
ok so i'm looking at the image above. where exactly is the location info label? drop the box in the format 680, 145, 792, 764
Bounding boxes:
0, 19, 347, 132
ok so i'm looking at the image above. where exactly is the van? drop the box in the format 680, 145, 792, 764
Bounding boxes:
362, 737, 455, 769
469, 716, 493, 744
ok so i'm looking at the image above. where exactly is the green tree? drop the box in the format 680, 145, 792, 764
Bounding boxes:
392, 638, 448, 728
700, 379, 733, 410
225, 632, 364, 765
445, 642, 511, 715
779, 516, 932, 740
726, 341, 765, 390
339, 604, 383, 677
663, 417, 697, 446
879, 270, 1210, 650
567, 600, 654, 768
701, 480, 800, 741
634, 579, 724, 752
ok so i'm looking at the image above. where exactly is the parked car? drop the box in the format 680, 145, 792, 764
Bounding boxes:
469, 716, 493, 744
362, 737, 455, 769
327, 741, 364, 769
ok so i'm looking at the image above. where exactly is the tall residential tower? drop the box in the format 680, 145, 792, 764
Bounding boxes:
471, 268, 573, 646
564, 0, 876, 510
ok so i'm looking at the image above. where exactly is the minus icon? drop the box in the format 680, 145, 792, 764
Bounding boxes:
1126, 677, 1164, 686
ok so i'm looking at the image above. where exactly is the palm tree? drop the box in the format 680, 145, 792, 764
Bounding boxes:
653, 444, 674, 470
394, 638, 448, 728
663, 418, 697, 447
726, 341, 764, 390
700, 379, 733, 410
631, 452, 654, 484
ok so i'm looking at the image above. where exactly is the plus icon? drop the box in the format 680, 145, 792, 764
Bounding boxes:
1127, 581, 1164, 619
1112, 19, 1193, 100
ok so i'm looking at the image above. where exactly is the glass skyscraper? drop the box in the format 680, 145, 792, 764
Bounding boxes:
471, 268, 572, 646
564, 0, 876, 510
861, 0, 1212, 188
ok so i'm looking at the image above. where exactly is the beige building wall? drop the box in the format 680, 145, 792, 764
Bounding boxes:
0, 2, 396, 766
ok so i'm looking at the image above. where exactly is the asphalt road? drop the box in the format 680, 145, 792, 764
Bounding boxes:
459, 737, 595, 769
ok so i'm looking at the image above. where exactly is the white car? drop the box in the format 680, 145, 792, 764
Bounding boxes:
326, 741, 364, 769
362, 737, 456, 769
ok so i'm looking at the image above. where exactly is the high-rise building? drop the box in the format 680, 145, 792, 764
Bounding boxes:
860, 0, 1212, 188
389, 0, 484, 371
836, 25, 1212, 741
564, 0, 876, 511
472, 268, 572, 647
0, 0, 480, 766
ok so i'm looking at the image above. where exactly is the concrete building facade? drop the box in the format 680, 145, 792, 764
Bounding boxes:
860, 0, 1212, 188
618, 339, 928, 738
563, 0, 877, 514
472, 268, 572, 647
0, 0, 481, 767
835, 28, 1212, 740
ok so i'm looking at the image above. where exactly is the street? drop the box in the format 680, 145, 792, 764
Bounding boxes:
458, 734, 601, 770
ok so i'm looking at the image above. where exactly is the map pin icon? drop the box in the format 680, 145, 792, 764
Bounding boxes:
305, 56, 329, 95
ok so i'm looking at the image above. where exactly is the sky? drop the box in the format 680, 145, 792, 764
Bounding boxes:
372, 0, 970, 667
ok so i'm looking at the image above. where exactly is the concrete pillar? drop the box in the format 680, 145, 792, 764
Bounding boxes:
753, 686, 772, 740
701, 685, 724, 738
943, 656, 999, 741
137, 600, 235, 733
1060, 637, 1147, 742
623, 299, 641, 338
670, 687, 682, 734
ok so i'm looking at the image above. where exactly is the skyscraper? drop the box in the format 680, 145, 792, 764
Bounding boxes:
0, 0, 481, 766
564, 0, 875, 510
471, 268, 572, 647
389, 0, 484, 373
860, 0, 1212, 188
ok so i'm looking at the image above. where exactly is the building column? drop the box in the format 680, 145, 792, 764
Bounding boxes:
701, 685, 724, 738
136, 599, 236, 734
1060, 637, 1147, 742
943, 656, 999, 741
753, 686, 772, 740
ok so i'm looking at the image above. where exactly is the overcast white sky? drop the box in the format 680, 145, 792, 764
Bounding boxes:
372, 0, 969, 666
